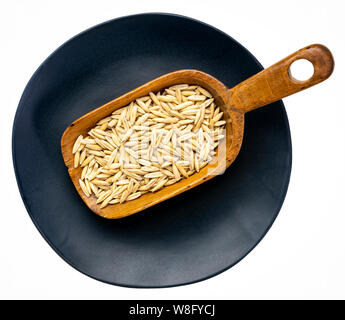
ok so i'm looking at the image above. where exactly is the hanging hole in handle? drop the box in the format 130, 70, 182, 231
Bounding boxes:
289, 59, 315, 82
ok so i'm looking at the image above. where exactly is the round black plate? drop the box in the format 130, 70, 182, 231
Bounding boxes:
12, 13, 291, 288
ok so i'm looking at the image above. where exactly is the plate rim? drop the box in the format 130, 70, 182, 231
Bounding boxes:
12, 12, 292, 288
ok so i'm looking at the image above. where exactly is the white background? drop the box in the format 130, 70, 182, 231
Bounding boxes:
1, 0, 344, 299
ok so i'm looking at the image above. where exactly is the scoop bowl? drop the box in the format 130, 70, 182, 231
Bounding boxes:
61, 44, 334, 219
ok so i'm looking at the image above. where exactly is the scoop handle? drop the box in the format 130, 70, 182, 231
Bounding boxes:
229, 44, 334, 113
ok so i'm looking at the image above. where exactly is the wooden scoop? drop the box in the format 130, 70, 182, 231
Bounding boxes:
61, 44, 334, 219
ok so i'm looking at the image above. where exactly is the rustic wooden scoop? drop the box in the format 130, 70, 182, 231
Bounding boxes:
61, 44, 334, 219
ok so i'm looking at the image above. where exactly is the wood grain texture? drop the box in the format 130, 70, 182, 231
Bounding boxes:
61, 44, 334, 219
229, 44, 334, 113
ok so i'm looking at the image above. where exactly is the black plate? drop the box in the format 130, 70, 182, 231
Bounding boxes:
12, 13, 292, 288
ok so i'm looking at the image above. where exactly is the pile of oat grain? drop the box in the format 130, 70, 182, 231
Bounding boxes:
72, 84, 226, 208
